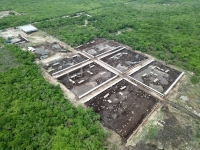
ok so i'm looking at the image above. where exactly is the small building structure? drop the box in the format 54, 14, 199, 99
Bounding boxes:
5, 35, 28, 44
19, 24, 38, 34
10, 38, 21, 44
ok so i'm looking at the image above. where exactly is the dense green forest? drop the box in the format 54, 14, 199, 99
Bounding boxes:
0, 0, 129, 29
0, 0, 200, 82
0, 1, 200, 149
0, 39, 107, 149
0, 44, 19, 72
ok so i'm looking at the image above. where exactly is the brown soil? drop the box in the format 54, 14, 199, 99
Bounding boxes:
85, 79, 158, 139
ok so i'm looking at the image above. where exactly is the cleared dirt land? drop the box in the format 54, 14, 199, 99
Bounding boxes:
85, 79, 158, 139
101, 49, 148, 73
130, 61, 182, 94
58, 62, 117, 98
43, 53, 89, 75
80, 39, 121, 57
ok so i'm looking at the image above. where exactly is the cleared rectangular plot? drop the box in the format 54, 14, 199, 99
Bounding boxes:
100, 49, 148, 73
76, 39, 106, 50
33, 42, 70, 59
43, 53, 89, 75
129, 61, 183, 95
85, 79, 158, 139
58, 62, 117, 98
83, 41, 121, 57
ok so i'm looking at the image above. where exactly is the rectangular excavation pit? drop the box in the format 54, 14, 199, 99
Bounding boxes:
76, 39, 106, 50
83, 42, 121, 58
57, 62, 117, 99
100, 49, 148, 73
31, 42, 70, 60
85, 79, 159, 139
129, 61, 184, 95
43, 53, 89, 75
76, 39, 121, 57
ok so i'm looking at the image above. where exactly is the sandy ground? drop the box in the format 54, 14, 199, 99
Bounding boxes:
0, 28, 24, 38
41, 52, 79, 64
84, 19, 88, 26
0, 10, 20, 19
0, 11, 10, 18
126, 103, 162, 147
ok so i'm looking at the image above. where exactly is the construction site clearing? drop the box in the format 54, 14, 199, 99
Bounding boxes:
76, 39, 108, 51
0, 26, 70, 60
78, 39, 121, 57
129, 60, 184, 96
57, 62, 117, 99
41, 38, 184, 143
28, 42, 70, 60
43, 53, 89, 75
100, 48, 148, 73
85, 79, 159, 139
1, 26, 185, 145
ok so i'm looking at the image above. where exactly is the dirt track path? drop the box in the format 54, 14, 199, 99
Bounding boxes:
162, 100, 200, 119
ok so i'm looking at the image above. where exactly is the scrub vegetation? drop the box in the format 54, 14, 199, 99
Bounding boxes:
0, 44, 19, 73
0, 39, 107, 149
0, 0, 200, 149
